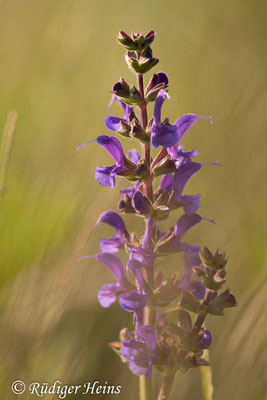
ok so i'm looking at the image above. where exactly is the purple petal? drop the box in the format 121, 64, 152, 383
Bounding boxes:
132, 191, 151, 214
121, 185, 137, 198
126, 259, 145, 293
129, 247, 156, 268
176, 194, 201, 215
96, 253, 125, 286
143, 217, 153, 250
95, 210, 127, 236
108, 95, 133, 118
119, 290, 147, 312
121, 339, 147, 361
173, 162, 201, 195
153, 89, 170, 123
100, 236, 123, 253
160, 174, 173, 192
137, 325, 158, 352
174, 213, 202, 241
97, 135, 125, 164
190, 281, 206, 300
127, 149, 141, 164
184, 246, 201, 268
151, 123, 178, 148
104, 115, 123, 132
174, 114, 213, 144
128, 360, 150, 377
97, 283, 122, 308
94, 166, 116, 187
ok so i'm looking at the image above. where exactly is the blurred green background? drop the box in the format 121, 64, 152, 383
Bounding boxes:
0, 0, 266, 399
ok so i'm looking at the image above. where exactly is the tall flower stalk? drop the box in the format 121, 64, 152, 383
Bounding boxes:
79, 30, 236, 400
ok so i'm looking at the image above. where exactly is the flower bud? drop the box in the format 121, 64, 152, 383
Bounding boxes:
152, 155, 177, 176
125, 50, 159, 74
112, 78, 141, 105
130, 119, 150, 143
145, 72, 169, 102
117, 31, 137, 50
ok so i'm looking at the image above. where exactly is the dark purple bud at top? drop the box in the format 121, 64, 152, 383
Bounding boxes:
157, 72, 169, 86
197, 329, 212, 349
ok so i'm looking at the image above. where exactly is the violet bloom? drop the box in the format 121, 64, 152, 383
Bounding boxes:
168, 114, 213, 158
121, 325, 158, 377
93, 253, 130, 308
105, 95, 133, 132
160, 161, 202, 215
129, 217, 156, 267
95, 210, 129, 253
94, 135, 129, 188
157, 213, 202, 254
151, 90, 178, 148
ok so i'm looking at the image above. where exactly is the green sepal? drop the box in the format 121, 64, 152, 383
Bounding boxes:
207, 289, 237, 316
179, 291, 205, 314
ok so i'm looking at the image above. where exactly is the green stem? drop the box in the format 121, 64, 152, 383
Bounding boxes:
140, 375, 154, 400
157, 370, 176, 400
137, 71, 155, 400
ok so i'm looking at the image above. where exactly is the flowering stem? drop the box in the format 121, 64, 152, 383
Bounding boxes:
191, 290, 212, 336
157, 370, 176, 400
138, 73, 153, 201
137, 72, 155, 400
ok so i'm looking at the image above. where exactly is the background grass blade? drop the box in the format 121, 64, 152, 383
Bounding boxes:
200, 350, 213, 400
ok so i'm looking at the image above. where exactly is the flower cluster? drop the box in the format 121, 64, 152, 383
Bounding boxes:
79, 30, 236, 400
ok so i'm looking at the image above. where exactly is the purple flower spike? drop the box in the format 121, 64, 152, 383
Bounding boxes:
197, 330, 212, 349
119, 290, 148, 312
121, 325, 157, 377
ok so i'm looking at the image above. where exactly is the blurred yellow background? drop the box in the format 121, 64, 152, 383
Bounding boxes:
0, 0, 266, 399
